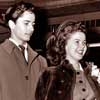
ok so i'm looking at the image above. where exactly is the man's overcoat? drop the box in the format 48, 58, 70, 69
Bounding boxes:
0, 39, 47, 100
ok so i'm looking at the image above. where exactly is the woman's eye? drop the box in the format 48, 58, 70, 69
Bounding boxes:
75, 40, 79, 44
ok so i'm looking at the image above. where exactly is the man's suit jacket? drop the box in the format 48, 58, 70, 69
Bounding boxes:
0, 39, 47, 100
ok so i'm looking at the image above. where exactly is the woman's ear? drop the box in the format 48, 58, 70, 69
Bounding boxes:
8, 20, 15, 29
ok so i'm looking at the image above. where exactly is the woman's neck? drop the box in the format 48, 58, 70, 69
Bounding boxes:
73, 63, 80, 71
66, 58, 80, 70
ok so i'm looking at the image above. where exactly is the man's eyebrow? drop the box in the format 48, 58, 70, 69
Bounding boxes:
24, 20, 35, 23
24, 20, 30, 22
74, 39, 80, 40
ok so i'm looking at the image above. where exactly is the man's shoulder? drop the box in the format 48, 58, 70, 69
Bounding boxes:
30, 49, 46, 61
30, 48, 46, 61
0, 40, 7, 51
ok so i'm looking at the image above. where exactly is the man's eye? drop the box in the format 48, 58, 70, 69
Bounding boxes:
24, 23, 28, 25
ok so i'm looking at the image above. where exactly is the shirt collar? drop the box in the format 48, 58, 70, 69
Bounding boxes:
9, 38, 28, 49
79, 63, 83, 71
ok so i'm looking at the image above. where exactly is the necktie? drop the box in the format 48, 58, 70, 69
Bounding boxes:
19, 45, 27, 64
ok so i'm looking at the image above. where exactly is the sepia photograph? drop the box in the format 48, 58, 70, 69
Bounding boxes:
0, 0, 100, 100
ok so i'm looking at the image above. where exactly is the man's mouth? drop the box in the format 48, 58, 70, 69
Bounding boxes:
25, 33, 32, 36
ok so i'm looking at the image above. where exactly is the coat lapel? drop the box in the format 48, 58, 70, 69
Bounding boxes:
27, 45, 39, 66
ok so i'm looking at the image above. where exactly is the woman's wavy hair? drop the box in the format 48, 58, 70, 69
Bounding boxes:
46, 20, 87, 66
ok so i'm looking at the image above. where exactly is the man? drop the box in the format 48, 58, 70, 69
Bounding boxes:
0, 1, 47, 100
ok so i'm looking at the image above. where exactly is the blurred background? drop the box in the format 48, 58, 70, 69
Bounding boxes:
0, 0, 100, 66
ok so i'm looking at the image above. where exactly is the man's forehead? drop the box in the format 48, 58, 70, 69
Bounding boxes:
18, 18, 35, 23
22, 11, 35, 16
18, 11, 35, 22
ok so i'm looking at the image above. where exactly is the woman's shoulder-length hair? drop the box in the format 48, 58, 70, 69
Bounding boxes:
46, 20, 87, 66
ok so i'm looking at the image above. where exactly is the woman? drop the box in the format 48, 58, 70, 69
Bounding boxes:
35, 21, 100, 100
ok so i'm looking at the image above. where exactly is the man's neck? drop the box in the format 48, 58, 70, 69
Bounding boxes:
9, 38, 27, 48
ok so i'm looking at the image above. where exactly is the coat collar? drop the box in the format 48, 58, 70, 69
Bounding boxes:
1, 39, 18, 54
59, 59, 90, 73
1, 39, 39, 65
60, 59, 74, 69
27, 44, 39, 65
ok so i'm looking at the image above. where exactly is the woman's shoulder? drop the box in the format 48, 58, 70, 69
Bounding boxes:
80, 61, 92, 69
44, 66, 57, 74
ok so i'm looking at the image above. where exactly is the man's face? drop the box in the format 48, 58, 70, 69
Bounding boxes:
10, 11, 35, 44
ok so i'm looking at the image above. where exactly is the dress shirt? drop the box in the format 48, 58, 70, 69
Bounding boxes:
9, 38, 28, 61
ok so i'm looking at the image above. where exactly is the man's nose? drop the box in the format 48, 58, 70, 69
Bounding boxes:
30, 25, 34, 32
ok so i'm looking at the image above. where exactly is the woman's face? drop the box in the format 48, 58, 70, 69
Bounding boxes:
65, 31, 87, 62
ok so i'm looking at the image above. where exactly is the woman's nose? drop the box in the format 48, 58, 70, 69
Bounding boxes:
80, 43, 85, 49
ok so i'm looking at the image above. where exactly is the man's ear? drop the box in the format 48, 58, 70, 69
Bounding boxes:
8, 20, 15, 29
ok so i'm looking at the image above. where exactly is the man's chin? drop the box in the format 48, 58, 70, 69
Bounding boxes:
24, 38, 30, 42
